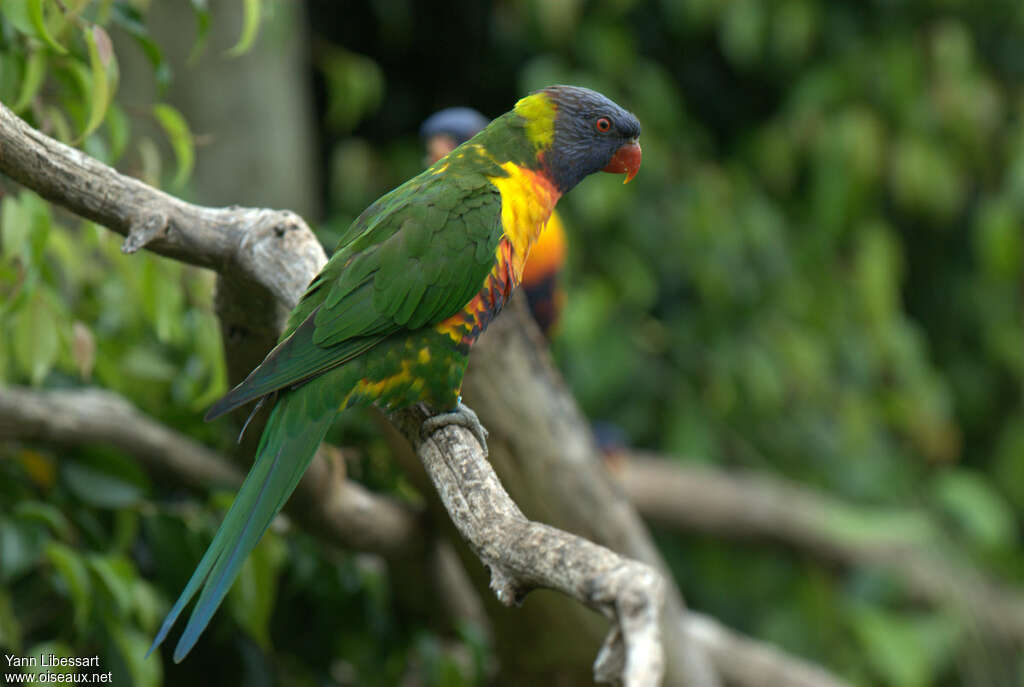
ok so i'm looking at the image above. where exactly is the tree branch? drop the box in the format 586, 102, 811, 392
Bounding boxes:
0, 385, 421, 558
0, 383, 858, 687
0, 103, 323, 289
461, 295, 721, 687
613, 453, 1024, 645
0, 102, 325, 392
391, 405, 667, 687
683, 613, 854, 687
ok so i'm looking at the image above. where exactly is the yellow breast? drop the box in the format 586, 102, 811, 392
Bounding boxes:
487, 162, 562, 282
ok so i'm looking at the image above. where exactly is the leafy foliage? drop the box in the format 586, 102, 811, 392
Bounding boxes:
2, 1, 1023, 686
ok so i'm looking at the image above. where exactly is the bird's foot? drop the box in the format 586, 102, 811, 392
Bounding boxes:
421, 402, 489, 456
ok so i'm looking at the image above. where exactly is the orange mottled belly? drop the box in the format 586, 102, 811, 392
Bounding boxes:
435, 239, 518, 348
434, 161, 561, 349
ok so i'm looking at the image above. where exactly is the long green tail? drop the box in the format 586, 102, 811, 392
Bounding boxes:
148, 377, 339, 662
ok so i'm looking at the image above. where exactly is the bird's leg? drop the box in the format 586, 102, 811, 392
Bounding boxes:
420, 400, 489, 456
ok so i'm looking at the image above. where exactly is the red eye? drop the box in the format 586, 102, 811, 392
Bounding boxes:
596, 117, 612, 133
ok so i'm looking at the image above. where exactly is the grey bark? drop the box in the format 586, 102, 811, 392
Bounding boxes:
392, 405, 668, 687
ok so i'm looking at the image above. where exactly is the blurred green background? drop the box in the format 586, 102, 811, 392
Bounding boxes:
1, 0, 1023, 685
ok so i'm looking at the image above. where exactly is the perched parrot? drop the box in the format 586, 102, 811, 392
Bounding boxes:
149, 85, 641, 662
422, 106, 570, 336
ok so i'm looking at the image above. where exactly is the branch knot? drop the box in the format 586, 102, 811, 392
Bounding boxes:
121, 212, 169, 254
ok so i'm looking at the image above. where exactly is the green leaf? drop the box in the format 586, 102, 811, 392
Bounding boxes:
0, 588, 22, 654
14, 501, 73, 541
136, 135, 162, 187
188, 0, 212, 64
0, 516, 44, 583
77, 23, 119, 142
720, 0, 764, 67
45, 542, 93, 633
992, 419, 1024, 510
87, 554, 135, 618
22, 642, 76, 678
319, 46, 385, 133
0, 52, 21, 105
131, 580, 164, 634
11, 47, 47, 113
1, 189, 51, 265
110, 4, 171, 93
931, 469, 1016, 550
43, 104, 73, 143
152, 103, 194, 188
27, 0, 67, 54
974, 196, 1022, 279
1, 193, 30, 261
849, 607, 959, 687
21, 190, 52, 262
62, 0, 93, 21
2, 0, 37, 36
189, 309, 228, 409
108, 625, 162, 687
12, 290, 59, 385
227, 0, 261, 57
105, 102, 131, 162
140, 258, 183, 342
62, 461, 144, 509
111, 509, 139, 554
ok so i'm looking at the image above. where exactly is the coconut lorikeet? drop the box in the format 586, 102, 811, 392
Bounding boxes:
422, 106, 569, 335
149, 85, 641, 662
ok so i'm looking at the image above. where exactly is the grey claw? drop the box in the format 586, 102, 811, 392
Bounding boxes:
421, 402, 489, 456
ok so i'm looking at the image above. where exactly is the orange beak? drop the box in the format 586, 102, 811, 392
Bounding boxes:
602, 140, 642, 184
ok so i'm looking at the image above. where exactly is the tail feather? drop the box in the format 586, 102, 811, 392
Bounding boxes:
148, 379, 339, 662
204, 311, 384, 422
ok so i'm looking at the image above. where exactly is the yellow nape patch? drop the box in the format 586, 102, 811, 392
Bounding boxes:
487, 162, 562, 280
514, 92, 556, 150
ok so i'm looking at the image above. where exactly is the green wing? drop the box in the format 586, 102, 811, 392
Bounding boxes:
310, 170, 501, 344
206, 166, 503, 420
